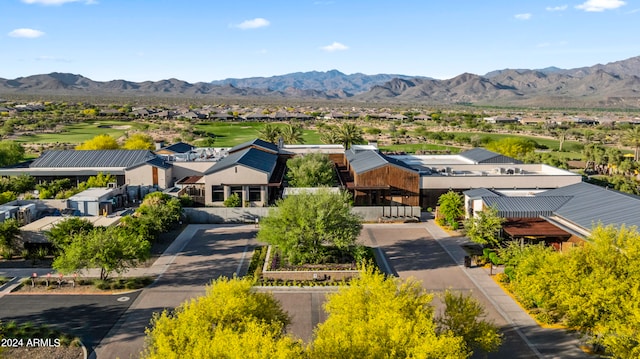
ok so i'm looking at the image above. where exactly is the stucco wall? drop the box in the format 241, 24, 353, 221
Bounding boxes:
184, 206, 422, 224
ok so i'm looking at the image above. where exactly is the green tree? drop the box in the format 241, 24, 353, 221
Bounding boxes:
438, 290, 503, 355
280, 124, 304, 144
463, 205, 505, 247
437, 191, 464, 228
486, 137, 536, 158
622, 126, 640, 161
310, 266, 469, 358
123, 133, 155, 150
503, 224, 640, 357
258, 123, 281, 144
142, 276, 302, 359
223, 193, 242, 208
8, 174, 35, 194
75, 134, 119, 150
0, 141, 25, 167
0, 191, 17, 205
319, 125, 340, 145
286, 153, 336, 187
337, 122, 365, 149
257, 189, 362, 264
0, 219, 20, 259
53, 226, 151, 280
45, 217, 95, 252
126, 192, 183, 237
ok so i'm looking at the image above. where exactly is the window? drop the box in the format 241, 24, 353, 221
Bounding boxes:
230, 186, 243, 200
212, 185, 224, 202
248, 186, 262, 201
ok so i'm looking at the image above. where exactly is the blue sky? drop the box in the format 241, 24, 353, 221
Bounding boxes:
2, 0, 639, 82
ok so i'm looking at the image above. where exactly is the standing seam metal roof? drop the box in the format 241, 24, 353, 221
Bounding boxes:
484, 196, 572, 218
537, 182, 640, 230
346, 149, 417, 174
458, 148, 521, 164
30, 150, 156, 168
228, 138, 278, 154
204, 148, 277, 175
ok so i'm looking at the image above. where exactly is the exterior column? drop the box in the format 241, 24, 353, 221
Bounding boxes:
224, 185, 231, 200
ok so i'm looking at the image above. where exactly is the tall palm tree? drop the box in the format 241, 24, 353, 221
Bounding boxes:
280, 124, 304, 144
622, 127, 640, 161
337, 123, 364, 149
258, 123, 281, 144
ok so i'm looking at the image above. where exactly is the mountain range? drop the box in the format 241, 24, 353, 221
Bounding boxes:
1, 56, 640, 108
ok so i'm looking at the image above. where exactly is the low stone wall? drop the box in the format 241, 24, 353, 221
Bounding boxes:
261, 246, 359, 282
184, 205, 422, 224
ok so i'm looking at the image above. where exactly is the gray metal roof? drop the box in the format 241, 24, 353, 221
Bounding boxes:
485, 196, 572, 218
459, 148, 521, 164
125, 156, 172, 170
204, 148, 277, 175
30, 150, 156, 168
159, 142, 194, 154
537, 182, 640, 230
228, 138, 278, 154
346, 149, 417, 174
463, 188, 501, 198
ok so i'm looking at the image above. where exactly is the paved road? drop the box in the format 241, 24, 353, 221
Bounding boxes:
359, 223, 539, 359
93, 225, 255, 359
1, 222, 588, 358
0, 292, 139, 354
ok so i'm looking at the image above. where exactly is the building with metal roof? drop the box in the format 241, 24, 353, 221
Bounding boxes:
228, 138, 278, 155
464, 182, 640, 241
203, 147, 284, 207
0, 149, 157, 186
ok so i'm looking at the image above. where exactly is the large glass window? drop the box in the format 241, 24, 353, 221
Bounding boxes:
212, 185, 224, 202
248, 186, 262, 201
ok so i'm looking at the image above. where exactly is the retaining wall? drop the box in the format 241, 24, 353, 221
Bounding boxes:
184, 206, 422, 224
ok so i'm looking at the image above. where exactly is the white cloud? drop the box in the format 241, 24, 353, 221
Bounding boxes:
515, 13, 532, 20
22, 0, 96, 5
8, 28, 45, 38
546, 5, 568, 11
321, 42, 349, 52
234, 18, 270, 30
576, 0, 626, 12
36, 55, 71, 62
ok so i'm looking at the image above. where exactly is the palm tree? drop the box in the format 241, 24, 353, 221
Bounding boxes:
622, 127, 640, 161
280, 124, 304, 144
337, 123, 365, 149
258, 123, 281, 144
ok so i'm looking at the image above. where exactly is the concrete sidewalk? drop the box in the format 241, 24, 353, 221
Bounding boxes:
424, 220, 589, 359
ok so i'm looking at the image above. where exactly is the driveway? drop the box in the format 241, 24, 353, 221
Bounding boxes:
0, 292, 140, 355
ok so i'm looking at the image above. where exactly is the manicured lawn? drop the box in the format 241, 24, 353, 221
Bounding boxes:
15, 120, 144, 144
194, 122, 263, 147
195, 121, 322, 147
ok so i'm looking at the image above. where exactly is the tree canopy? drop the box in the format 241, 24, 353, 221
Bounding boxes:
75, 134, 119, 150
45, 217, 95, 252
286, 153, 336, 187
486, 137, 537, 158
52, 226, 151, 280
123, 133, 155, 150
142, 267, 502, 359
463, 205, 505, 247
0, 141, 25, 167
257, 189, 362, 264
0, 219, 20, 259
500, 224, 640, 358
143, 276, 303, 359
437, 191, 464, 228
258, 123, 281, 144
